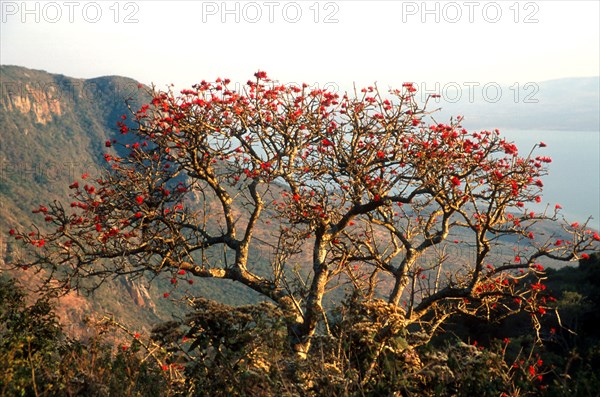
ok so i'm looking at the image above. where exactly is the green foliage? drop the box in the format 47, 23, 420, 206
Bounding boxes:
150, 298, 291, 396
0, 273, 62, 396
54, 336, 170, 397
143, 294, 545, 396
538, 252, 600, 396
0, 274, 170, 396
3, 261, 600, 396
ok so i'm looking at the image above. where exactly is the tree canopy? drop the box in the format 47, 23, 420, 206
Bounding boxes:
9, 71, 599, 358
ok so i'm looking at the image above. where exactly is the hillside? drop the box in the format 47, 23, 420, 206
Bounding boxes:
0, 65, 144, 229
0, 65, 162, 334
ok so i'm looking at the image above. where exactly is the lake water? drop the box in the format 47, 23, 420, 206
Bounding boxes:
501, 129, 599, 231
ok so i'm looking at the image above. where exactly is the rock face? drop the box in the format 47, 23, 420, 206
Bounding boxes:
121, 276, 157, 314
1, 82, 63, 124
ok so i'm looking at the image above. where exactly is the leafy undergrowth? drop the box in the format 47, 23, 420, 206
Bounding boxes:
2, 252, 600, 397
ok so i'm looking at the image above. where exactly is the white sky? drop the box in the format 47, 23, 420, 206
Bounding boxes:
1, 0, 599, 91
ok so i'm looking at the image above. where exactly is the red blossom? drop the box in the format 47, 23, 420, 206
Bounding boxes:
402, 83, 416, 93
536, 156, 552, 163
531, 282, 546, 291
254, 70, 268, 79
538, 307, 546, 315
117, 121, 129, 134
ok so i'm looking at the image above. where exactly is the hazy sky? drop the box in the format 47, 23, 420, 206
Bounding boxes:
1, 0, 599, 90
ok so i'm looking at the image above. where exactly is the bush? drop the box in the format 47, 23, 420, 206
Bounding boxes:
0, 274, 170, 396
0, 274, 63, 396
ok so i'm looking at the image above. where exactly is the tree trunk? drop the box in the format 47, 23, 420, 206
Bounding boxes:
287, 232, 330, 358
